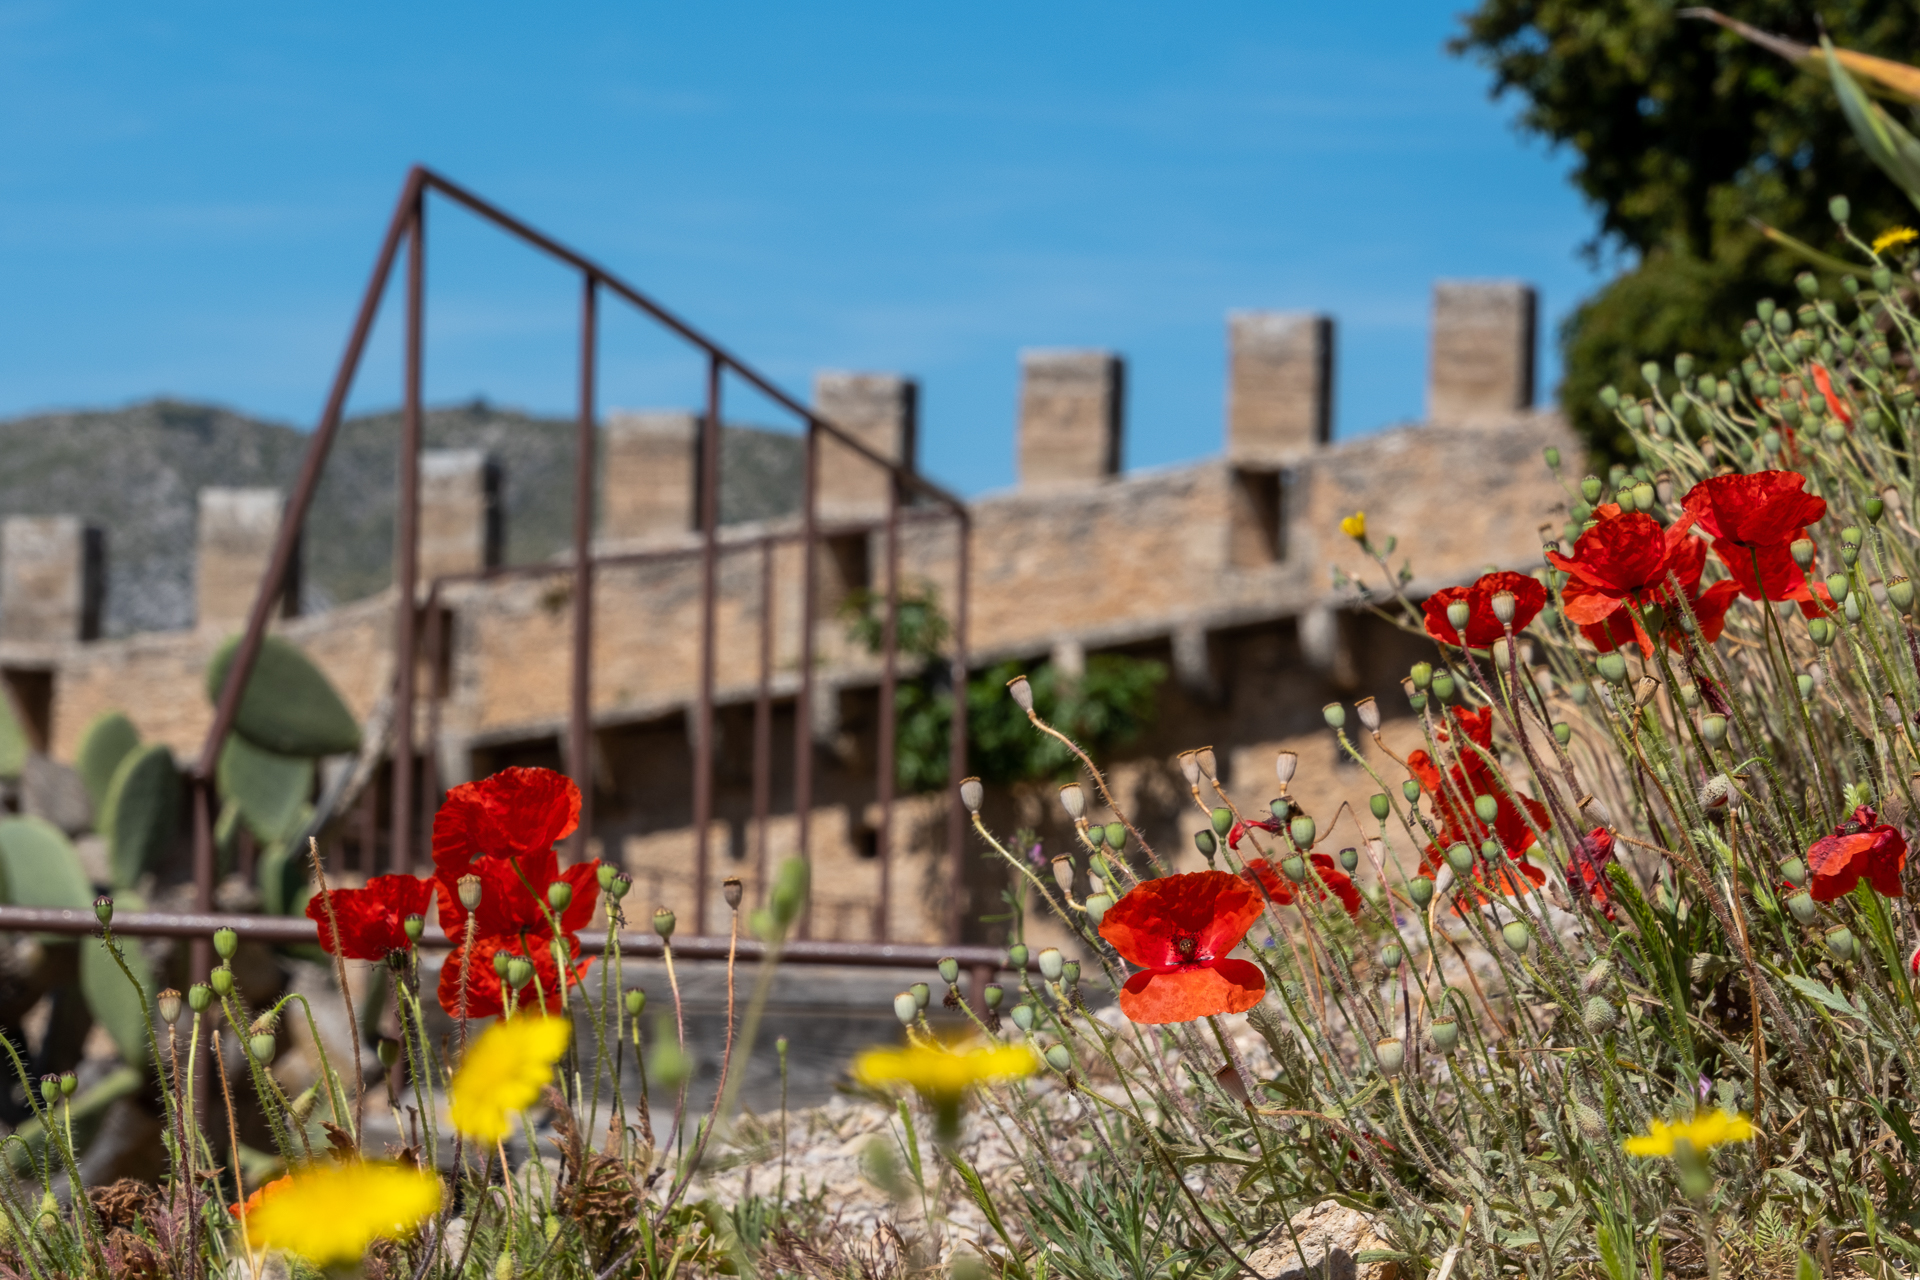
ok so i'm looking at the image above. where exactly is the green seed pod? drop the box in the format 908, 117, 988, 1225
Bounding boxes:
653, 907, 677, 939
1211, 807, 1233, 837
1596, 652, 1628, 684
1268, 797, 1290, 822
893, 992, 918, 1025
188, 983, 213, 1013
1845, 594, 1863, 624
1757, 297, 1776, 323
1641, 360, 1662, 389
1430, 1018, 1459, 1052
1797, 674, 1815, 701
1083, 893, 1112, 925
1431, 672, 1456, 701
1010, 1003, 1035, 1032
38, 1076, 58, 1108
937, 956, 960, 986
1445, 843, 1474, 874
1789, 893, 1818, 925
1825, 926, 1857, 962
1104, 821, 1127, 851
494, 950, 513, 980
1874, 266, 1894, 293
1544, 446, 1561, 469
1289, 815, 1316, 848
1194, 829, 1216, 861
1501, 920, 1533, 954
1374, 1037, 1406, 1077
909, 981, 931, 1010
1446, 599, 1471, 633
1061, 960, 1080, 987
1597, 387, 1619, 411
1037, 949, 1064, 982
1552, 722, 1572, 746
1473, 794, 1499, 825
1781, 858, 1809, 888
1890, 578, 1914, 612
1085, 823, 1107, 850
1369, 793, 1390, 821
1044, 1044, 1072, 1073
210, 967, 234, 997
1408, 877, 1435, 908
1323, 702, 1347, 730
1582, 995, 1618, 1033
1007, 943, 1029, 970
1631, 482, 1655, 512
403, 914, 424, 943
1338, 846, 1359, 873
1409, 661, 1432, 690
249, 1033, 275, 1064
547, 882, 572, 913
213, 927, 238, 961
1379, 943, 1404, 969
1280, 855, 1307, 883
1402, 779, 1421, 803
1830, 195, 1852, 224
1674, 352, 1695, 379
1808, 617, 1835, 648
1841, 539, 1859, 565
506, 956, 534, 990
984, 983, 1005, 1010
625, 989, 646, 1017
93, 895, 113, 928
1700, 715, 1728, 746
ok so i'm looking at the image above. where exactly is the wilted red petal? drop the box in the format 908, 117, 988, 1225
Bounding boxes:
306, 874, 435, 961
1811, 365, 1853, 426
1307, 854, 1363, 917
1099, 871, 1263, 969
1806, 832, 1873, 902
1226, 817, 1283, 851
1116, 958, 1265, 1024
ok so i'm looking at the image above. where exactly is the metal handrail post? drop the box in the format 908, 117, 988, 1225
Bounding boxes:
391, 194, 425, 873
570, 274, 599, 860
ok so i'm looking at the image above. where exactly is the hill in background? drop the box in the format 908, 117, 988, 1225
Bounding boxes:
0, 398, 804, 637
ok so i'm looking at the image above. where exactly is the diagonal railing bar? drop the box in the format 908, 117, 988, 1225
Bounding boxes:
190, 163, 977, 963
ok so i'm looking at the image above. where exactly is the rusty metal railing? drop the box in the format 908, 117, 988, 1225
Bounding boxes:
187, 166, 975, 980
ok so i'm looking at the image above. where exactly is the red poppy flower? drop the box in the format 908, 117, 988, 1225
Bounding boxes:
437, 931, 591, 1019
1423, 571, 1548, 649
1547, 505, 1711, 654
1805, 804, 1908, 902
1098, 870, 1266, 1024
1407, 706, 1550, 904
1681, 471, 1826, 611
430, 767, 601, 943
1237, 854, 1363, 918
306, 874, 436, 961
1566, 827, 1618, 921
1811, 364, 1853, 427
230, 1174, 293, 1220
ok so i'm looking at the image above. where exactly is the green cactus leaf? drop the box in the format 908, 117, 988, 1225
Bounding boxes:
206, 635, 361, 758
0, 694, 26, 782
75, 712, 140, 815
214, 796, 243, 861
100, 744, 182, 890
217, 735, 313, 845
79, 938, 154, 1066
0, 817, 93, 910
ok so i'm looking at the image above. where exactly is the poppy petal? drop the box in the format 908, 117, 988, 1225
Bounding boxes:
1116, 960, 1265, 1024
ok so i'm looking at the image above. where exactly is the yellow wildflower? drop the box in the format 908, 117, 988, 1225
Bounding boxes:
1874, 226, 1917, 254
449, 1014, 571, 1144
1622, 1108, 1755, 1157
1340, 511, 1367, 540
242, 1162, 441, 1265
854, 1041, 1037, 1102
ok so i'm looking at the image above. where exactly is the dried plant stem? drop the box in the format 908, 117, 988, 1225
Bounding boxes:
307, 837, 363, 1143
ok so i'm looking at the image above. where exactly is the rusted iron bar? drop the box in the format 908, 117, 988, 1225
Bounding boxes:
392, 194, 425, 874
948, 510, 972, 944
692, 353, 723, 935
3, 906, 1018, 971
570, 274, 598, 859
751, 539, 773, 906
795, 424, 819, 938
873, 473, 900, 940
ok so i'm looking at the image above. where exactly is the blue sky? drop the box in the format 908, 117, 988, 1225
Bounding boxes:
0, 2, 1608, 496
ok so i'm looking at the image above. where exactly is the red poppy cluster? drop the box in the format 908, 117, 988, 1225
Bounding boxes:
1098, 870, 1266, 1024
1422, 570, 1547, 649
304, 766, 601, 1017
1224, 819, 1362, 917
1544, 505, 1737, 656
1805, 804, 1909, 902
1681, 471, 1827, 613
1407, 706, 1549, 903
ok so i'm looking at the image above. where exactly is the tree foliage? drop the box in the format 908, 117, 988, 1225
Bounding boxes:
1451, 2, 1920, 457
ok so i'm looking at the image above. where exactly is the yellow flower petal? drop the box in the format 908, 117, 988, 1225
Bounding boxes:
1622, 1109, 1753, 1158
1340, 511, 1367, 540
854, 1042, 1037, 1102
1874, 226, 1917, 254
243, 1162, 441, 1265
449, 1013, 572, 1144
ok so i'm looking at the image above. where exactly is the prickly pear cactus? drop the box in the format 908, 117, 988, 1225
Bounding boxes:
0, 817, 92, 913
216, 734, 314, 845
0, 693, 26, 782
99, 744, 182, 890
205, 634, 361, 758
74, 711, 140, 815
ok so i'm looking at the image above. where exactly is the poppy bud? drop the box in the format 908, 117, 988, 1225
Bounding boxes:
625, 989, 646, 1017
909, 982, 931, 1010
1580, 474, 1604, 503
1582, 996, 1618, 1033
210, 967, 234, 997
1289, 815, 1316, 849
1058, 784, 1086, 821
403, 914, 424, 943
507, 956, 534, 989
1831, 195, 1851, 223
1083, 893, 1111, 925
1788, 893, 1818, 926
1891, 578, 1915, 613
1781, 857, 1809, 888
1280, 855, 1306, 883
1552, 722, 1572, 746
892, 992, 918, 1025
1061, 960, 1080, 987
1402, 779, 1420, 803
1867, 496, 1887, 524
984, 983, 1005, 1010
1430, 1018, 1459, 1052
213, 927, 238, 960
1407, 877, 1435, 908
188, 983, 212, 1013
960, 776, 984, 813
1006, 675, 1034, 713
937, 956, 960, 987
1194, 829, 1217, 860
1086, 823, 1107, 849
38, 1076, 58, 1108
1797, 673, 1815, 701
1501, 920, 1532, 954
1582, 956, 1612, 992
93, 895, 112, 927
653, 907, 676, 939
249, 1032, 275, 1064
1356, 697, 1381, 733
1374, 1037, 1406, 1078
1104, 821, 1126, 851
1379, 943, 1403, 969
1037, 949, 1064, 982
457, 874, 483, 912
1044, 1044, 1073, 1073
597, 863, 616, 892
1825, 927, 1857, 963
1445, 600, 1471, 634
1700, 715, 1728, 746
1322, 702, 1346, 730
1445, 843, 1473, 874
1202, 809, 1228, 841
1010, 1003, 1035, 1032
723, 877, 743, 911
1368, 793, 1390, 822
1473, 794, 1499, 825
1007, 943, 1029, 970
1339, 847, 1359, 873
1595, 653, 1627, 684
1431, 672, 1456, 702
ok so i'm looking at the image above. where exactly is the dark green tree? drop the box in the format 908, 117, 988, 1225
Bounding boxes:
1451, 3, 1920, 458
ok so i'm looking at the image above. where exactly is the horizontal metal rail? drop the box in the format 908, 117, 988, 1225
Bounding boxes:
0, 905, 1016, 973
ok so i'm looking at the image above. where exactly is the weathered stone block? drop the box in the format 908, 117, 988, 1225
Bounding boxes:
1428, 280, 1536, 426
0, 516, 103, 643
196, 488, 296, 634
815, 373, 916, 520
1017, 350, 1123, 490
604, 411, 698, 543
418, 450, 500, 583
1227, 311, 1332, 462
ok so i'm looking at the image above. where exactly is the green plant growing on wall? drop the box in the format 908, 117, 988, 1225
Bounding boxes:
841, 586, 1166, 792
73, 711, 139, 815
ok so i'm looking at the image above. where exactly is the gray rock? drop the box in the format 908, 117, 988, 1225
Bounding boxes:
1241, 1200, 1401, 1280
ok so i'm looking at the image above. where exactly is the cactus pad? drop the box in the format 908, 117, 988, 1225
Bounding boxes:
100, 744, 182, 889
217, 734, 314, 845
205, 634, 361, 758
75, 712, 140, 815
